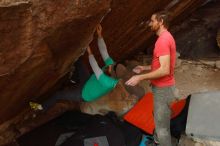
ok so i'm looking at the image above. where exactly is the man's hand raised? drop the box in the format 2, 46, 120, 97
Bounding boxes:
133, 65, 150, 74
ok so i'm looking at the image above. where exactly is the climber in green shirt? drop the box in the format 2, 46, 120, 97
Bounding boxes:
82, 24, 119, 101
42, 24, 119, 110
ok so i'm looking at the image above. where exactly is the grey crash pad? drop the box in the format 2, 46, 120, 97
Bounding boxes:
186, 91, 220, 141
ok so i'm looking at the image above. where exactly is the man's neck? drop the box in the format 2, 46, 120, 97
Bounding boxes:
156, 27, 167, 36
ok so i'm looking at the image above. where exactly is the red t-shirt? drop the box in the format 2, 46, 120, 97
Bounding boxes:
151, 31, 176, 87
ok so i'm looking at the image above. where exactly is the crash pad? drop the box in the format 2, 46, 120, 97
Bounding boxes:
124, 92, 186, 134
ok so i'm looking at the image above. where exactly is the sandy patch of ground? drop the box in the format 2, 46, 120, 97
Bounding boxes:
175, 60, 220, 97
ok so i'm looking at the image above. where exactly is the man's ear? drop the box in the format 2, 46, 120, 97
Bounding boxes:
160, 19, 164, 26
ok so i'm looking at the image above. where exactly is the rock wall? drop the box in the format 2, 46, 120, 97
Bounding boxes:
0, 0, 111, 124
172, 1, 220, 59
89, 0, 211, 61
217, 28, 220, 48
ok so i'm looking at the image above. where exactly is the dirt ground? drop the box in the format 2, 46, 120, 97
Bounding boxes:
175, 59, 220, 97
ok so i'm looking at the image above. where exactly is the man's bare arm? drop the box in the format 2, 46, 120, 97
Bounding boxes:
126, 55, 170, 86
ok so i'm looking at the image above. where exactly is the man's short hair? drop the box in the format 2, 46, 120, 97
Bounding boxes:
153, 11, 170, 28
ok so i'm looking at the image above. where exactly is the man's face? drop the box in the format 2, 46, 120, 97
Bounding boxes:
148, 14, 160, 32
